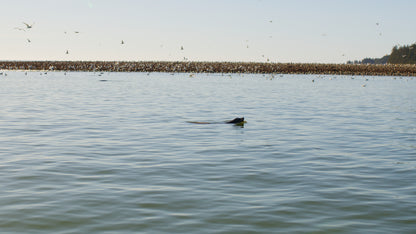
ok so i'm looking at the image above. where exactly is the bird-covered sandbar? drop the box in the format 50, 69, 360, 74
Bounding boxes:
1, 61, 415, 76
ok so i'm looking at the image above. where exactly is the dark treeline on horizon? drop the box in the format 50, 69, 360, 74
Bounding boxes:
388, 43, 416, 64
349, 43, 416, 65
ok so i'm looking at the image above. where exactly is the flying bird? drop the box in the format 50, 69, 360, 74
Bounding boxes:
27, 39, 31, 43
14, 27, 25, 31
23, 22, 34, 29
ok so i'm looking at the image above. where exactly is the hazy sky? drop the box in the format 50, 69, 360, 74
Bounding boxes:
1, 0, 415, 63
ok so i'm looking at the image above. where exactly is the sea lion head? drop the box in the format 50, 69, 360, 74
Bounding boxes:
226, 117, 245, 124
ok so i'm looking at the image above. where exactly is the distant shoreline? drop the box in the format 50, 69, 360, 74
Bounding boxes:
1, 61, 416, 76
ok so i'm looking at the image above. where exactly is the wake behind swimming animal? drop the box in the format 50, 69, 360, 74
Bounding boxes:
187, 117, 246, 126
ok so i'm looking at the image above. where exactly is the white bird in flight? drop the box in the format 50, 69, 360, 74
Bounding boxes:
14, 27, 25, 31
23, 22, 34, 29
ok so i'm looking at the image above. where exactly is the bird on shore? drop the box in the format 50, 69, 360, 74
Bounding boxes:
181, 46, 184, 50
66, 50, 69, 54
27, 39, 31, 43
23, 22, 34, 29
121, 40, 125, 45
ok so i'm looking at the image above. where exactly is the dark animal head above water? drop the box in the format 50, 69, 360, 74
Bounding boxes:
226, 117, 245, 124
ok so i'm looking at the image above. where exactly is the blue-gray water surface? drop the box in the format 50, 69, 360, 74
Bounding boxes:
0, 71, 415, 233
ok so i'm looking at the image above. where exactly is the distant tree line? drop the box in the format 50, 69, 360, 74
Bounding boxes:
347, 55, 390, 65
348, 43, 416, 65
388, 43, 416, 64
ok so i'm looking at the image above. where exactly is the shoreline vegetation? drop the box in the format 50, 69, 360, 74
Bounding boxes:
1, 61, 416, 76
348, 43, 416, 65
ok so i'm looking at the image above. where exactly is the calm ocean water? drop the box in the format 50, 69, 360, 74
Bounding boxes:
0, 71, 415, 233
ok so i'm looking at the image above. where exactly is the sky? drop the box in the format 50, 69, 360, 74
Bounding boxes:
1, 0, 415, 63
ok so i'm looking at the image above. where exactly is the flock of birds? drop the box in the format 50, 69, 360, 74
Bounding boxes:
13, 20, 277, 61
13, 22, 186, 57
13, 20, 384, 62
14, 22, 34, 45
14, 22, 126, 55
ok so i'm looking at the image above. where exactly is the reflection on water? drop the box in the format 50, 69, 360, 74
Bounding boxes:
0, 72, 415, 233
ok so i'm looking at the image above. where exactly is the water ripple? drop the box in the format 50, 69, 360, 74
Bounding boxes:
0, 72, 415, 233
